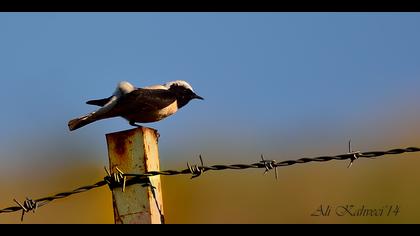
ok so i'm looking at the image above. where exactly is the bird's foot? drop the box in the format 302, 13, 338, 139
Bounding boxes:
129, 121, 143, 128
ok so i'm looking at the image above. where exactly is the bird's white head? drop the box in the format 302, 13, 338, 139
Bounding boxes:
164, 80, 203, 108
164, 80, 195, 92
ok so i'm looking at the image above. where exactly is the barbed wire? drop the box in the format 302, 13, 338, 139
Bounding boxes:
123, 146, 420, 178
1, 146, 419, 221
0, 179, 108, 220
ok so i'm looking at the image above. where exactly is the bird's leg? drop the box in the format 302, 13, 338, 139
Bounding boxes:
129, 121, 143, 128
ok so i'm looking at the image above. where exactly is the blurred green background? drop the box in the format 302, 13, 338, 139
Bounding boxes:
1, 13, 420, 223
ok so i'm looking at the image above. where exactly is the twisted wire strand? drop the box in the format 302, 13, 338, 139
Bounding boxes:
0, 180, 108, 214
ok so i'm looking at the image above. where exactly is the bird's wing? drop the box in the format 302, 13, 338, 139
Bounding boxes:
112, 88, 177, 114
86, 96, 113, 107
86, 81, 136, 107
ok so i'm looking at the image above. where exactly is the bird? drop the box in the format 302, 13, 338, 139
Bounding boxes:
68, 80, 203, 131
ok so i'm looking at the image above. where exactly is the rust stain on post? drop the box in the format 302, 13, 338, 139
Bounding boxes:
106, 127, 164, 224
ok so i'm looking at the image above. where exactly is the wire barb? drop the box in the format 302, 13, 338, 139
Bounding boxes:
104, 166, 127, 192
187, 155, 205, 179
13, 198, 38, 222
260, 154, 278, 180
347, 139, 361, 168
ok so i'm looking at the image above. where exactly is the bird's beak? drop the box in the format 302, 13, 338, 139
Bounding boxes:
193, 93, 204, 100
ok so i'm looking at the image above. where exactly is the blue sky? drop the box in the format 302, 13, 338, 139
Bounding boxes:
0, 13, 420, 169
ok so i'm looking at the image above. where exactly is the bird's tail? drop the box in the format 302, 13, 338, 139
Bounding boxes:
68, 113, 96, 131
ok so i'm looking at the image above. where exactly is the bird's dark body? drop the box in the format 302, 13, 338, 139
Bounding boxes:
108, 88, 179, 123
